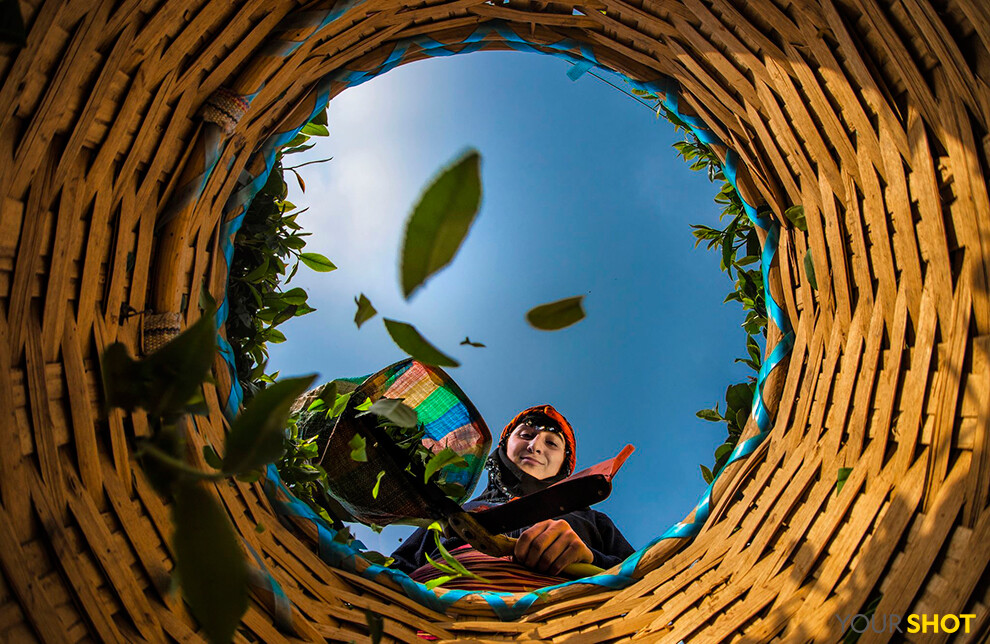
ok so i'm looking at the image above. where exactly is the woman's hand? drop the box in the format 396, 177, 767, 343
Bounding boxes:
513, 519, 593, 575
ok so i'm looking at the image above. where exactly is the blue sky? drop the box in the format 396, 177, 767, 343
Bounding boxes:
267, 50, 752, 556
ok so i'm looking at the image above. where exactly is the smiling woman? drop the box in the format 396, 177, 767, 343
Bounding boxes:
3, 0, 989, 642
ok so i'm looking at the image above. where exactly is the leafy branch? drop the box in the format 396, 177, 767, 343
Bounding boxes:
101, 300, 315, 643
226, 109, 336, 401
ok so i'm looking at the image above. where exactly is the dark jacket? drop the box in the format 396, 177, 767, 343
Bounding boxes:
390, 446, 635, 574
390, 505, 635, 573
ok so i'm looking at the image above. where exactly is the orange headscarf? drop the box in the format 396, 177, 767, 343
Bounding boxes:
500, 404, 577, 477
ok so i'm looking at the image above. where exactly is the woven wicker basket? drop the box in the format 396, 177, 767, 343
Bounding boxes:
1, 0, 989, 641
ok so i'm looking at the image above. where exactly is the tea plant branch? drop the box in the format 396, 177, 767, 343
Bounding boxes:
284, 157, 333, 171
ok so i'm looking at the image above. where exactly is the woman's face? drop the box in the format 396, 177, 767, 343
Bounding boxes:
506, 423, 566, 480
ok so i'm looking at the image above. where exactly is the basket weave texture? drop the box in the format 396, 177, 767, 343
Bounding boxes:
1, 0, 989, 641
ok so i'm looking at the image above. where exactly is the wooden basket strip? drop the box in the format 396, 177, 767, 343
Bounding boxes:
0, 503, 71, 642
30, 474, 127, 643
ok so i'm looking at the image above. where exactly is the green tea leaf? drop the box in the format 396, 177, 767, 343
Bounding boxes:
300, 122, 329, 137
459, 336, 486, 348
349, 434, 368, 462
281, 287, 308, 305
836, 467, 853, 493
241, 257, 270, 283
354, 397, 373, 412
330, 391, 353, 418
696, 409, 722, 422
142, 311, 218, 418
804, 249, 818, 290
700, 464, 714, 484
714, 443, 734, 461
735, 408, 749, 430
424, 575, 456, 590
299, 252, 336, 272
784, 205, 807, 231
172, 483, 248, 644
526, 296, 586, 331
431, 529, 490, 583
400, 150, 482, 299
372, 470, 385, 499
365, 610, 384, 644
364, 398, 419, 428
354, 294, 377, 329
423, 447, 467, 484
361, 551, 394, 567
725, 383, 753, 412
747, 335, 762, 363
101, 342, 146, 412
223, 375, 316, 474
383, 319, 460, 367
202, 445, 223, 470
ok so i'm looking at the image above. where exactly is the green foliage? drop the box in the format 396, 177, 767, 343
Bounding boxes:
836, 467, 853, 493
299, 252, 337, 272
102, 310, 217, 421
365, 610, 385, 644
221, 376, 316, 474
423, 447, 467, 484
173, 483, 248, 644
101, 308, 314, 643
526, 296, 586, 331
784, 205, 807, 231
422, 522, 492, 589
648, 101, 778, 483
460, 336, 485, 348
804, 249, 818, 290
226, 113, 333, 401
400, 150, 483, 299
383, 318, 460, 367
349, 434, 368, 462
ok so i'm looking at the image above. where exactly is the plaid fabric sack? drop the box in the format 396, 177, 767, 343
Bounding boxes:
316, 359, 491, 526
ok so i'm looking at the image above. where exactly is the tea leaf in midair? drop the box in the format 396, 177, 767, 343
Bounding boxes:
400, 150, 482, 299
460, 337, 486, 348
383, 319, 460, 367
526, 296, 586, 331
349, 434, 368, 462
172, 482, 248, 644
372, 470, 386, 499
354, 294, 377, 329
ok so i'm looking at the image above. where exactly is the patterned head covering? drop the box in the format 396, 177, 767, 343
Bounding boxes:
499, 404, 577, 478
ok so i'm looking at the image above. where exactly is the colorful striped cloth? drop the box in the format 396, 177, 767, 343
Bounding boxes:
320, 359, 492, 526
409, 545, 569, 592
